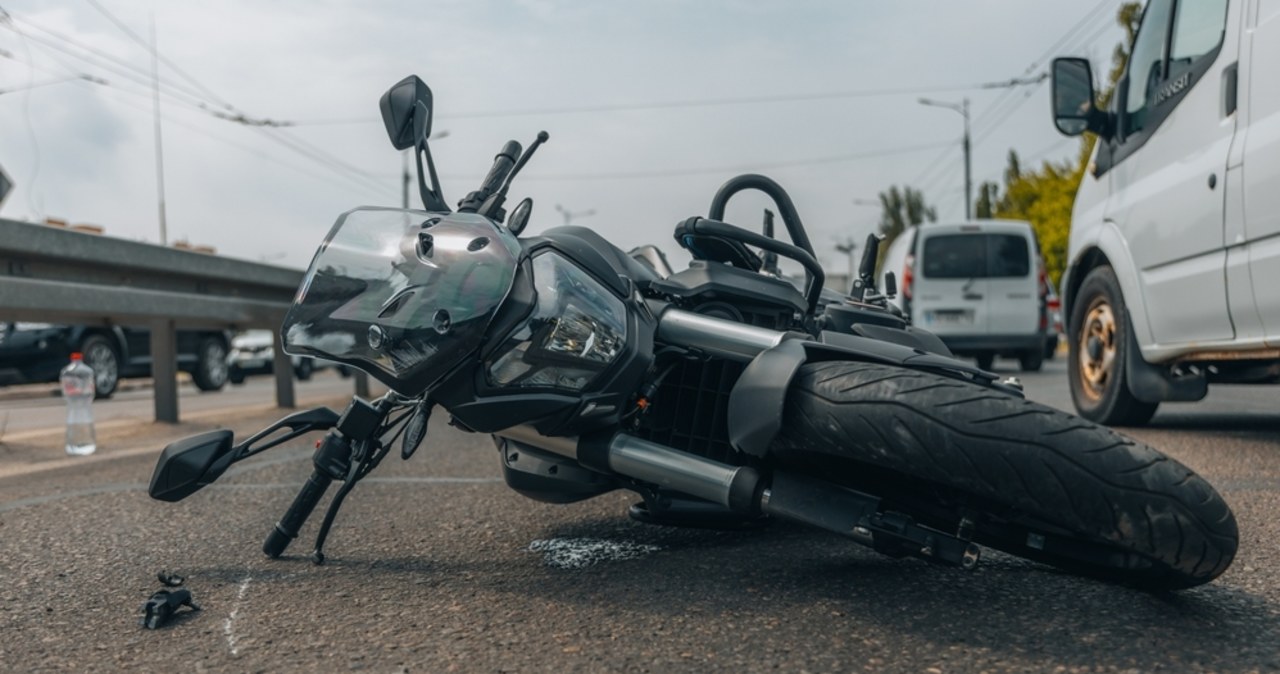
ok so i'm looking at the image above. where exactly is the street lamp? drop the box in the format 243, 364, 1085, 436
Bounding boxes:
918, 97, 971, 220
555, 203, 596, 226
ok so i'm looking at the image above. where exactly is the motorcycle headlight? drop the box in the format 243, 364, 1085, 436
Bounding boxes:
485, 252, 627, 392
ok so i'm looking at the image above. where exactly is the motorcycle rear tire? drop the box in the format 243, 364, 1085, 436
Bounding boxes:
773, 360, 1237, 590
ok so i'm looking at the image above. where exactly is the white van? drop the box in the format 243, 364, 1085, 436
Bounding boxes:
881, 220, 1048, 371
1051, 0, 1280, 425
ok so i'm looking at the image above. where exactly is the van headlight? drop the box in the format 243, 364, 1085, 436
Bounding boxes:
486, 252, 627, 392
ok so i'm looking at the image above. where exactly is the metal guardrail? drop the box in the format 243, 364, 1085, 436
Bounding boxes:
0, 217, 366, 422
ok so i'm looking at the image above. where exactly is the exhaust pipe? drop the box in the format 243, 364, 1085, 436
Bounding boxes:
496, 426, 761, 512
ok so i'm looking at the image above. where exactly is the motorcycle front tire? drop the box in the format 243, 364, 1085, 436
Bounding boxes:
772, 360, 1237, 590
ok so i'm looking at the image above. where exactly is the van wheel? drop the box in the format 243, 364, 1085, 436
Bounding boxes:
1068, 266, 1158, 426
1019, 347, 1044, 372
975, 353, 995, 371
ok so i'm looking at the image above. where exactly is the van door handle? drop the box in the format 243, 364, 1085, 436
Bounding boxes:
964, 293, 984, 301
1222, 62, 1238, 116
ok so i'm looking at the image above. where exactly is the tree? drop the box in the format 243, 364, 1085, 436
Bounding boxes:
875, 185, 936, 268
993, 158, 1082, 287
974, 181, 998, 218
876, 185, 936, 243
981, 3, 1140, 289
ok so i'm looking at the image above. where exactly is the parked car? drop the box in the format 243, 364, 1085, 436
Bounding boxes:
227, 329, 349, 384
1050, 0, 1279, 425
879, 220, 1049, 372
0, 322, 230, 398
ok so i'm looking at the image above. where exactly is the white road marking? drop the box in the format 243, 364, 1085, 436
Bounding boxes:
528, 537, 661, 569
223, 576, 252, 656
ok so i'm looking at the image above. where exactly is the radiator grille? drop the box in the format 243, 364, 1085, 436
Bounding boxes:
635, 358, 744, 464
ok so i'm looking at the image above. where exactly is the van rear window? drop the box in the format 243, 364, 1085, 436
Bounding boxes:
921, 233, 1030, 279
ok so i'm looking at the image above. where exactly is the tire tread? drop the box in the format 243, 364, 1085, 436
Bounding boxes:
776, 360, 1237, 588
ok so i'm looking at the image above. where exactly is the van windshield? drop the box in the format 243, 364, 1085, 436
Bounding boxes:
922, 233, 1030, 279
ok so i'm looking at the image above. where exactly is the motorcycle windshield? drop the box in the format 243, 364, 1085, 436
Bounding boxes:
281, 207, 522, 394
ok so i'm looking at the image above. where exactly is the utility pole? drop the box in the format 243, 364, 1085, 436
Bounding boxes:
918, 96, 971, 220
401, 150, 410, 209
834, 237, 858, 293
149, 13, 168, 245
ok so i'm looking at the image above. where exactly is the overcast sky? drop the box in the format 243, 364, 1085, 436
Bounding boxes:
0, 0, 1126, 273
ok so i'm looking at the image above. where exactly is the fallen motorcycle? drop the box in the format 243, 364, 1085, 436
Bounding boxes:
149, 75, 1237, 590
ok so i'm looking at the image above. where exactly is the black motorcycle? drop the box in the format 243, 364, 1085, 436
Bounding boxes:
149, 75, 1237, 590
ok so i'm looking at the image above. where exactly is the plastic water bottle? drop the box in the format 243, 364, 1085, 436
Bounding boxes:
60, 352, 97, 456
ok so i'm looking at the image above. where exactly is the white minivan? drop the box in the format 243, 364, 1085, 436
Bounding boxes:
1051, 0, 1280, 425
881, 220, 1048, 372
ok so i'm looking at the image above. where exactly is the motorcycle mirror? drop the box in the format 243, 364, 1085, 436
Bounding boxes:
148, 430, 236, 502
508, 198, 534, 236
379, 75, 433, 151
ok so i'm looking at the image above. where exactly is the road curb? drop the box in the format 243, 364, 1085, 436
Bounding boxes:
0, 394, 349, 481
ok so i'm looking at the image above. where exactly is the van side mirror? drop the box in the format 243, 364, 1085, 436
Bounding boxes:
379, 75, 434, 150
1051, 58, 1106, 137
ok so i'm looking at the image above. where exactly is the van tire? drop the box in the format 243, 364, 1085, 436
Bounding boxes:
1068, 266, 1158, 426
975, 353, 995, 370
1019, 347, 1044, 372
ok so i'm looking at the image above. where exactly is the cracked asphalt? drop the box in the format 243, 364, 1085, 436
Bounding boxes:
1, 358, 1278, 673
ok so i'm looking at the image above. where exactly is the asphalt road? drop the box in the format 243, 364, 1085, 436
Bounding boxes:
1, 357, 1278, 673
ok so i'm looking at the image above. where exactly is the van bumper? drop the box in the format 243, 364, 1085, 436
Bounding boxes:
938, 333, 1046, 356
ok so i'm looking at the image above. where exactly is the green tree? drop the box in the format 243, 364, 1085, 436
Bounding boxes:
993, 159, 1083, 287
875, 185, 937, 268
974, 181, 999, 218
876, 185, 936, 243
984, 2, 1140, 288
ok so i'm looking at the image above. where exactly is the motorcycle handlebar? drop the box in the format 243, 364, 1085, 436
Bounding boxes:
262, 429, 353, 559
858, 233, 880, 280
263, 469, 332, 558
479, 140, 523, 196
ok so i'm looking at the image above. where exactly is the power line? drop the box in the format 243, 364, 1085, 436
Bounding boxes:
5, 13, 216, 106
292, 76, 1047, 126
4, 35, 391, 194
83, 0, 234, 111
16, 4, 390, 192
0, 20, 214, 111
910, 0, 1115, 199
437, 139, 954, 182
84, 79, 394, 198
967, 0, 1113, 139
7, 8, 292, 126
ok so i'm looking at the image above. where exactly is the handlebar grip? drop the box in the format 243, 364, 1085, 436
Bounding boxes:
263, 470, 332, 558
858, 233, 880, 280
479, 140, 523, 195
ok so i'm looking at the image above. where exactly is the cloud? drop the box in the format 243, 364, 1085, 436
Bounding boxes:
0, 0, 1119, 272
